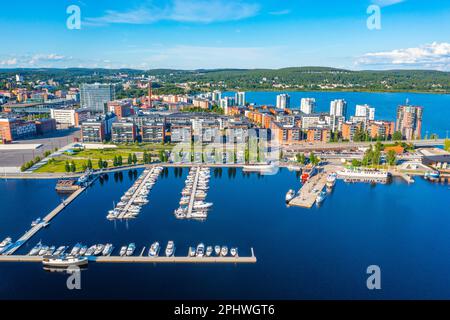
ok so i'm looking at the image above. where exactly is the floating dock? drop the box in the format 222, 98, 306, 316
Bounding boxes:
186, 167, 201, 216
289, 172, 327, 208
4, 186, 87, 255
0, 248, 257, 264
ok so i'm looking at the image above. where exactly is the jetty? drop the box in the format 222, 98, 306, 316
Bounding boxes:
4, 186, 87, 255
186, 167, 201, 216
289, 172, 327, 208
118, 169, 155, 219
0, 248, 257, 264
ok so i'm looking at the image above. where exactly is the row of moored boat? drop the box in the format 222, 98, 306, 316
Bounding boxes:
28, 242, 114, 257
107, 167, 163, 220
174, 167, 213, 220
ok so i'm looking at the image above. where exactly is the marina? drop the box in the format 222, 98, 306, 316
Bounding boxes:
107, 166, 163, 220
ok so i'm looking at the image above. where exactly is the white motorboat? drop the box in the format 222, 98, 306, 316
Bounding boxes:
230, 248, 238, 257
196, 243, 205, 257
206, 246, 213, 257
221, 246, 228, 257
165, 241, 175, 257
119, 246, 127, 256
42, 256, 88, 268
29, 241, 42, 256
285, 189, 295, 202
188, 246, 196, 257
86, 245, 96, 256
214, 245, 221, 256
126, 243, 136, 256
102, 243, 113, 256
94, 244, 104, 256
148, 242, 160, 257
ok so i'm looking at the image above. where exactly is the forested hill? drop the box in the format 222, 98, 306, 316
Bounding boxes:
0, 67, 448, 93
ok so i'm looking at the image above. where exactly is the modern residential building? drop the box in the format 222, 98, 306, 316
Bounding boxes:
192, 99, 211, 110
330, 99, 347, 119
107, 100, 133, 120
80, 83, 116, 113
0, 117, 37, 142
50, 108, 90, 127
212, 91, 222, 103
219, 97, 236, 115
355, 104, 375, 120
300, 98, 315, 114
395, 105, 423, 140
80, 113, 116, 143
306, 127, 330, 143
236, 92, 246, 106
276, 94, 290, 109
170, 122, 192, 143
140, 119, 166, 143
342, 122, 363, 141
35, 118, 57, 135
111, 121, 137, 143
368, 120, 395, 139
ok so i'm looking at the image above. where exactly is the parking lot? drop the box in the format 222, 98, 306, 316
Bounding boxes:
0, 128, 80, 168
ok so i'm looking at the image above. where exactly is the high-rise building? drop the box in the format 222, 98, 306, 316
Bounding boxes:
300, 98, 315, 114
395, 105, 423, 140
276, 94, 290, 109
219, 97, 236, 115
355, 104, 375, 120
212, 90, 222, 103
235, 92, 246, 106
80, 83, 116, 113
330, 99, 347, 119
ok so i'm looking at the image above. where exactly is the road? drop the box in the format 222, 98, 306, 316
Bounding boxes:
282, 139, 445, 153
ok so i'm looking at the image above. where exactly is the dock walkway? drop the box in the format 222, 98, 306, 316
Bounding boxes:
0, 249, 257, 264
4, 182, 88, 255
118, 168, 157, 219
186, 167, 200, 216
289, 172, 327, 208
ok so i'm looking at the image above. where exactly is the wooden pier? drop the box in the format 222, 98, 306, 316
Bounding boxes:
186, 167, 201, 216
117, 167, 160, 219
288, 172, 327, 208
4, 185, 87, 255
0, 249, 257, 265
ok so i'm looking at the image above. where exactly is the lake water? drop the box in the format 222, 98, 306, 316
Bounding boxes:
0, 168, 449, 299
223, 91, 450, 138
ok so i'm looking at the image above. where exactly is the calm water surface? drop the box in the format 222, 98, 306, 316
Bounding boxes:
0, 168, 449, 299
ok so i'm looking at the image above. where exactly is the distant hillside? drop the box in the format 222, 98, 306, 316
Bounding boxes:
0, 67, 449, 93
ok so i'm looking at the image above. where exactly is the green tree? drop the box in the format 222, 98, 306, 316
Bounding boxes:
296, 153, 306, 164
351, 159, 361, 167
127, 154, 132, 165
98, 158, 103, 169
113, 155, 118, 166
387, 150, 397, 166
117, 155, 123, 166
103, 160, 108, 168
309, 152, 319, 166
132, 153, 138, 164
87, 159, 93, 169
393, 131, 403, 141
445, 139, 450, 152
65, 161, 71, 173
70, 161, 76, 173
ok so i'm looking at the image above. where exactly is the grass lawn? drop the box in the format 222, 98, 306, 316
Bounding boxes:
34, 143, 173, 173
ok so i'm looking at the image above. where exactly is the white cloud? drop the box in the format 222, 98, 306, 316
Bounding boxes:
371, 0, 406, 7
85, 0, 260, 25
0, 58, 18, 66
356, 42, 450, 70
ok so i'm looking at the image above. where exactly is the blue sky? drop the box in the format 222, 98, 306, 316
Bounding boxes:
0, 0, 449, 70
